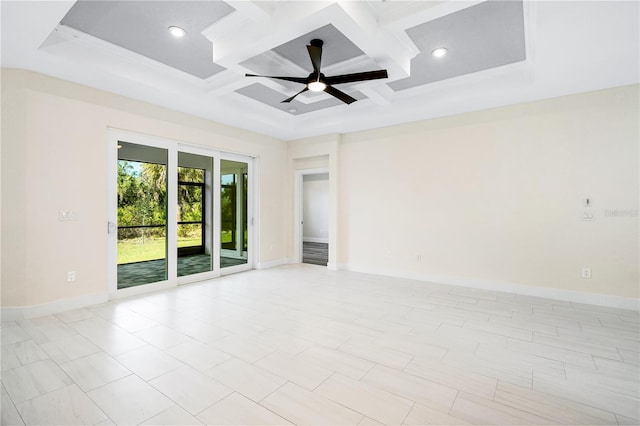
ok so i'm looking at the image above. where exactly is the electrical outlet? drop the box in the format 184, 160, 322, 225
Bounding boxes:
581, 267, 591, 279
67, 271, 76, 282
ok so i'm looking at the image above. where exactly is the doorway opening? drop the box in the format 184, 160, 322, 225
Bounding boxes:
296, 168, 329, 266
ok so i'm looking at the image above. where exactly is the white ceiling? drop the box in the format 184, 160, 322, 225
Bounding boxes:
1, 1, 638, 141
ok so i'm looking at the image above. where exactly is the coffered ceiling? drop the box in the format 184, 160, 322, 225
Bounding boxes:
1, 1, 638, 140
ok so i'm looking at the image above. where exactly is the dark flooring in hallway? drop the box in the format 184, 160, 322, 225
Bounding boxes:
303, 242, 328, 266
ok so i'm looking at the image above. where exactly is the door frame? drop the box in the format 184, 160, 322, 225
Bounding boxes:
219, 151, 255, 276
107, 128, 255, 298
294, 167, 329, 264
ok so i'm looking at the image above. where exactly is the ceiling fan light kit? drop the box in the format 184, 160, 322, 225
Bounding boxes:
246, 38, 388, 105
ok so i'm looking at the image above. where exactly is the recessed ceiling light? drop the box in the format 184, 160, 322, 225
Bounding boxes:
432, 47, 448, 58
168, 26, 186, 38
287, 108, 297, 113
308, 81, 327, 92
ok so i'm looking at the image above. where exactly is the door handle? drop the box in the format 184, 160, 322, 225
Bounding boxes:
107, 222, 117, 234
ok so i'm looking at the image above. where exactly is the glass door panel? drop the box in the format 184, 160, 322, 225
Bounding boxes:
220, 159, 248, 268
177, 152, 213, 277
117, 142, 168, 289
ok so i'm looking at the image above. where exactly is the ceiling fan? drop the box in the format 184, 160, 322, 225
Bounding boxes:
245, 39, 388, 105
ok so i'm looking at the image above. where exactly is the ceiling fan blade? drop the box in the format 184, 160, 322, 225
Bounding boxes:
245, 73, 308, 84
281, 87, 309, 103
324, 70, 388, 85
324, 85, 357, 104
307, 44, 323, 74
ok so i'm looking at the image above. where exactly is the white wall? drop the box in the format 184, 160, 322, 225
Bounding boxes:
303, 173, 329, 243
1, 69, 287, 311
336, 84, 639, 303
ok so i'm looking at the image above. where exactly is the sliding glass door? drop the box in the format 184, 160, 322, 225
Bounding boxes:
220, 159, 249, 269
108, 131, 254, 295
117, 142, 168, 289
177, 151, 214, 278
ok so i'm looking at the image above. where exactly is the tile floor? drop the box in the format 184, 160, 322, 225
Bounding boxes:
118, 255, 247, 289
1, 264, 638, 425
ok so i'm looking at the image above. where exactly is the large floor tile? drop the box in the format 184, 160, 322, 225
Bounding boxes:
55, 308, 96, 324
140, 405, 204, 425
209, 334, 275, 363
170, 318, 230, 344
109, 312, 159, 333
149, 366, 232, 415
296, 344, 375, 380
17, 316, 78, 344
16, 384, 108, 425
494, 381, 617, 425
404, 358, 497, 400
87, 375, 173, 425
255, 351, 333, 391
450, 391, 555, 425
1, 323, 31, 347
86, 328, 147, 356
1, 340, 49, 371
362, 364, 458, 414
248, 329, 314, 356
506, 337, 596, 368
166, 340, 231, 371
134, 325, 192, 349
533, 370, 640, 420
59, 352, 131, 391
70, 317, 120, 339
261, 382, 364, 425
205, 358, 286, 402
197, 392, 291, 425
338, 337, 413, 370
39, 335, 101, 364
2, 359, 73, 404
403, 403, 471, 425
1, 394, 24, 426
115, 345, 182, 380
314, 374, 413, 425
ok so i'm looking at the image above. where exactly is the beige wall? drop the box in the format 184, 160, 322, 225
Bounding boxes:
2, 68, 637, 311
337, 85, 639, 299
1, 69, 287, 308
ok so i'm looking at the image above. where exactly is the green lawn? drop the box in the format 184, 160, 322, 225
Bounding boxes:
118, 232, 236, 264
118, 236, 200, 264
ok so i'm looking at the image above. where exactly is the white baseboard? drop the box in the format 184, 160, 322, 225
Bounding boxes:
303, 237, 329, 244
256, 257, 295, 270
340, 263, 639, 311
1, 292, 109, 322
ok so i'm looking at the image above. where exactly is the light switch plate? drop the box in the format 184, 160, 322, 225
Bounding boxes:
59, 210, 77, 221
